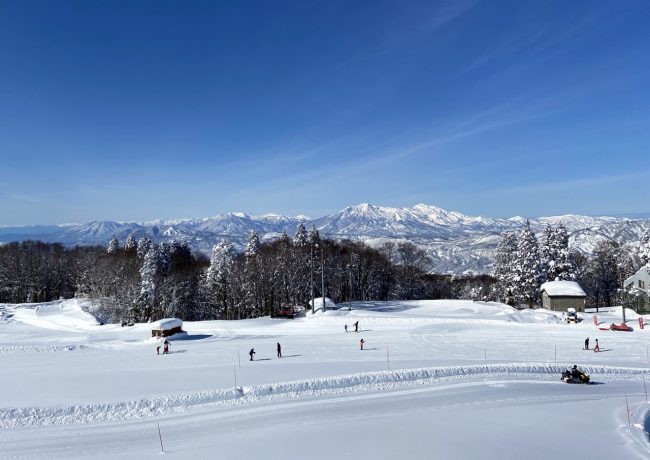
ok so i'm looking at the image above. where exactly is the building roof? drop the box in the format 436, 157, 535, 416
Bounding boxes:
151, 318, 183, 330
539, 280, 586, 297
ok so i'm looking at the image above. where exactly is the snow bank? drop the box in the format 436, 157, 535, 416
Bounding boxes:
309, 297, 338, 313
7, 299, 99, 330
3, 363, 649, 428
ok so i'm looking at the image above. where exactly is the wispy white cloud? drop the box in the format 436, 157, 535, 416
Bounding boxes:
461, 6, 605, 74
477, 170, 650, 197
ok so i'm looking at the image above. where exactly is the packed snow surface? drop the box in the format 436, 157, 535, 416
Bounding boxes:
1, 298, 650, 459
540, 280, 587, 296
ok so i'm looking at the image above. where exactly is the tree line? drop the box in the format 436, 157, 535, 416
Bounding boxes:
0, 225, 496, 323
493, 221, 650, 309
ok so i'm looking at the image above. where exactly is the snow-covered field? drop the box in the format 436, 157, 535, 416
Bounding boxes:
1, 298, 650, 459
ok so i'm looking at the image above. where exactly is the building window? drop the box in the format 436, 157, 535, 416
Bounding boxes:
640, 280, 646, 289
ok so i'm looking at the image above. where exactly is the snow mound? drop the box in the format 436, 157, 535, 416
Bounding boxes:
8, 299, 99, 331
309, 297, 338, 313
3, 363, 648, 428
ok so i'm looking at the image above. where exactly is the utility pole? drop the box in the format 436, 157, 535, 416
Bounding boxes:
310, 243, 314, 313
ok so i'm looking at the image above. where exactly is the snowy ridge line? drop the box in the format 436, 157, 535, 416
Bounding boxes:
2, 363, 649, 428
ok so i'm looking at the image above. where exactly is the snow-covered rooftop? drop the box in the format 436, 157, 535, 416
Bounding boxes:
539, 280, 586, 297
151, 318, 183, 330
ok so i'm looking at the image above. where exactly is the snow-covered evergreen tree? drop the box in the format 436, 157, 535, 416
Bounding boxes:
136, 236, 152, 261
540, 224, 575, 281
640, 230, 650, 266
245, 230, 260, 258
549, 224, 575, 280
107, 237, 120, 254
156, 241, 172, 276
539, 225, 555, 282
513, 221, 543, 308
138, 245, 158, 320
493, 231, 518, 304
242, 230, 261, 317
278, 230, 291, 249
124, 234, 138, 252
294, 223, 308, 247
308, 225, 320, 245
205, 240, 235, 317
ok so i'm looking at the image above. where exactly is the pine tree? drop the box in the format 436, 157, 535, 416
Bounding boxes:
308, 225, 320, 246
539, 225, 555, 283
206, 241, 235, 318
640, 230, 650, 266
245, 230, 260, 258
107, 237, 120, 254
242, 230, 261, 318
513, 221, 542, 308
550, 224, 575, 280
137, 236, 152, 261
124, 234, 138, 252
138, 245, 158, 320
278, 230, 291, 249
493, 231, 518, 304
294, 223, 308, 247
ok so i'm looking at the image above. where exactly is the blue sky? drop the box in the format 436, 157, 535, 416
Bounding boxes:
1, 0, 649, 225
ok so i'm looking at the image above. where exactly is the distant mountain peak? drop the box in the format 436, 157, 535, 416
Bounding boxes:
1, 202, 648, 275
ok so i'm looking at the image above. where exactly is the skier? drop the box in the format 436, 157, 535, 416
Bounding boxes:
163, 339, 170, 354
353, 321, 359, 332
277, 342, 282, 358
249, 348, 256, 361
584, 337, 589, 350
360, 338, 365, 350
594, 339, 600, 353
156, 346, 161, 355
345, 324, 348, 333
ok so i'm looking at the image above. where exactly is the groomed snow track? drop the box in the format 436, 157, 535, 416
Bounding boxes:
3, 362, 650, 428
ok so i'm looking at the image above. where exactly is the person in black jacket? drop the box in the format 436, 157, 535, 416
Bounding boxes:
249, 348, 256, 361
277, 342, 282, 358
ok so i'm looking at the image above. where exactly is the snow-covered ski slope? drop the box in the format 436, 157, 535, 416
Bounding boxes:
1, 299, 650, 459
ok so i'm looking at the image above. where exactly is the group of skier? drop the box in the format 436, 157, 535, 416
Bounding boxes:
583, 337, 600, 352
156, 339, 171, 355
248, 342, 282, 361
345, 321, 360, 333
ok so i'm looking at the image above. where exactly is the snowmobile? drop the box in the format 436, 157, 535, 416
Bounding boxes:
561, 368, 590, 384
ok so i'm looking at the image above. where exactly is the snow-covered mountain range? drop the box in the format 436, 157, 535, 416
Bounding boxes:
1, 203, 648, 274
